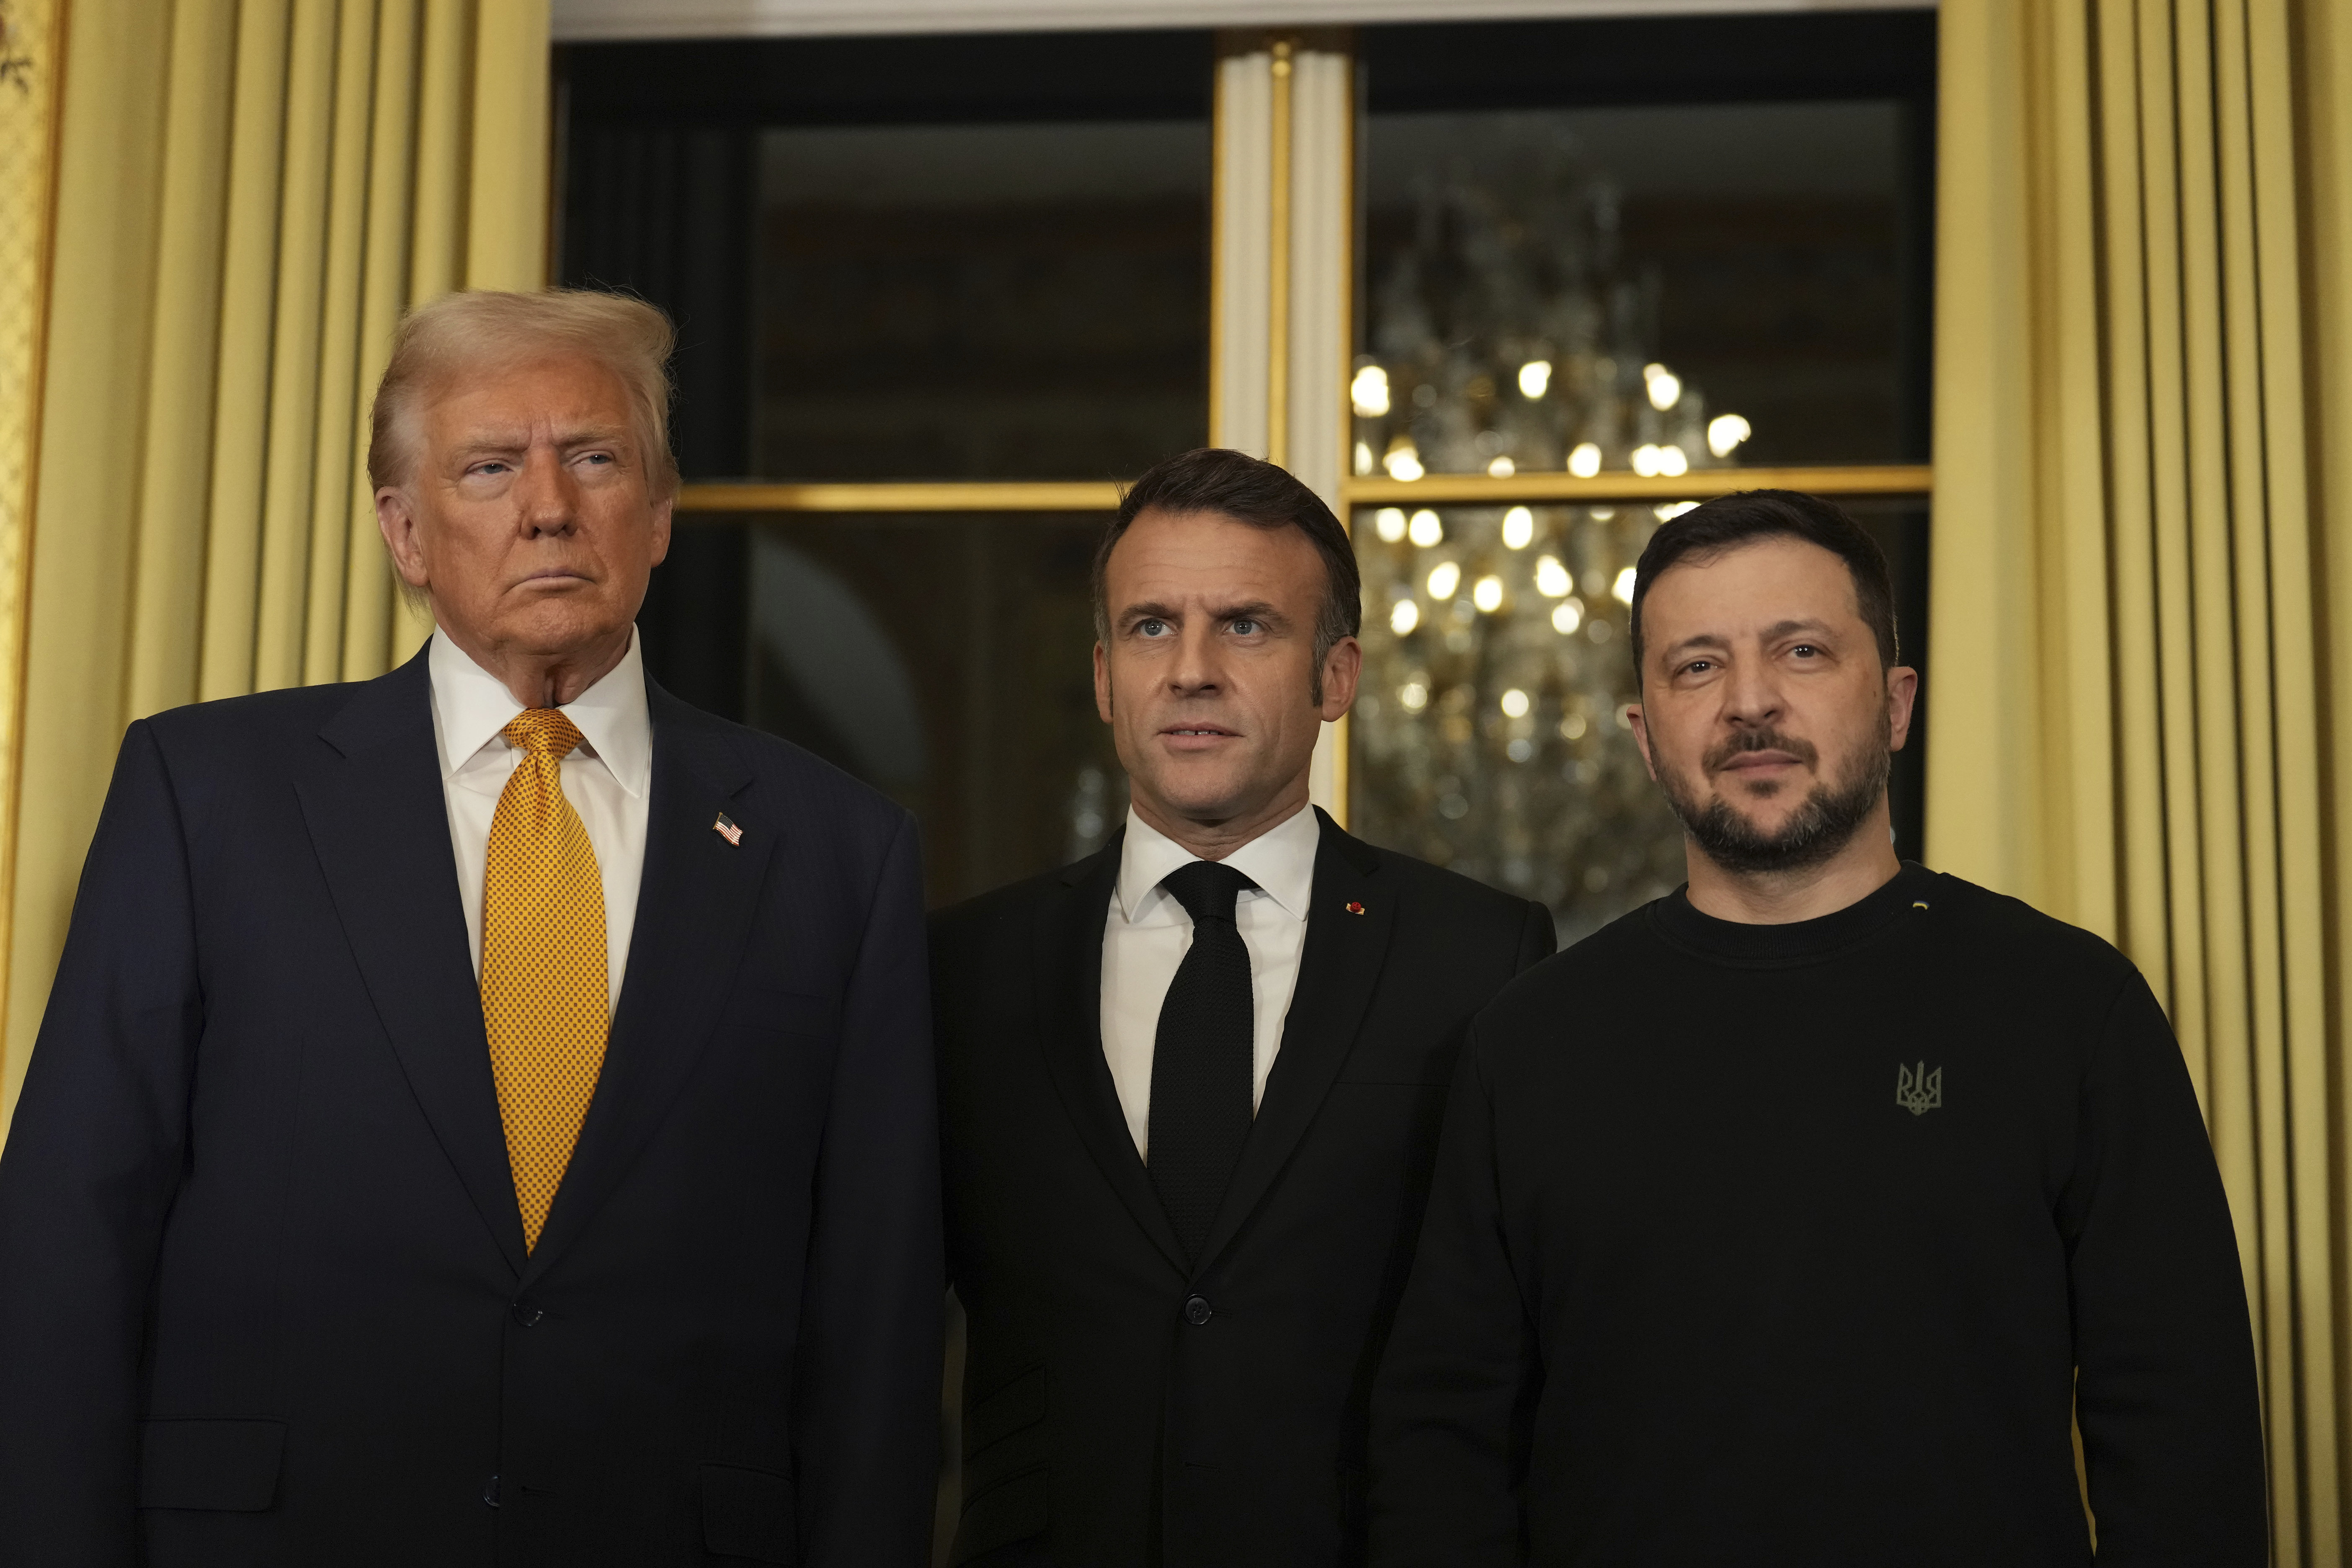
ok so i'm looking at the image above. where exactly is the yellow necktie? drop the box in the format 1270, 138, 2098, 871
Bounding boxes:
481, 708, 608, 1252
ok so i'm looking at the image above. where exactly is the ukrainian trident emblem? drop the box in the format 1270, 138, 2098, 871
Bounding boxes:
1896, 1061, 1943, 1116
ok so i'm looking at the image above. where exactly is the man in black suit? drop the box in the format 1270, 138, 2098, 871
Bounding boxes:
932, 448, 1555, 1568
0, 290, 941, 1566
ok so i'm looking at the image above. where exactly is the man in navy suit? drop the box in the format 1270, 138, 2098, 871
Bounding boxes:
931, 450, 1555, 1566
0, 289, 941, 1566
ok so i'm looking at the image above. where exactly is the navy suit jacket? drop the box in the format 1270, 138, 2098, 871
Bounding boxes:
0, 650, 942, 1568
933, 816, 1553, 1568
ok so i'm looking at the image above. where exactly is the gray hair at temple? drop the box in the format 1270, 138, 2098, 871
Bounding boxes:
365, 288, 681, 500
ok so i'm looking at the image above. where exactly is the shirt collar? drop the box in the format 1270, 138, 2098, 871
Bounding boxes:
426, 626, 652, 799
1112, 801, 1322, 925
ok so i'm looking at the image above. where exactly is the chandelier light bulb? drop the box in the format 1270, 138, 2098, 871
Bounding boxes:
1567, 442, 1602, 478
1707, 413, 1752, 457
1351, 364, 1392, 418
1518, 360, 1553, 399
1374, 507, 1407, 542
1643, 363, 1681, 411
1501, 506, 1534, 549
1408, 508, 1444, 547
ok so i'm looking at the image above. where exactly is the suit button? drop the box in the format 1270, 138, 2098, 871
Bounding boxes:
483, 1473, 501, 1509
1183, 1295, 1212, 1326
511, 1301, 543, 1328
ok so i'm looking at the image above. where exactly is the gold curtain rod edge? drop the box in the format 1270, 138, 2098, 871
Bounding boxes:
671, 467, 1934, 515
1340, 465, 1936, 505
673, 482, 1127, 514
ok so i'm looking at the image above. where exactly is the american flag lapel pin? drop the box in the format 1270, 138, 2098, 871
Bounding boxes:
713, 812, 743, 847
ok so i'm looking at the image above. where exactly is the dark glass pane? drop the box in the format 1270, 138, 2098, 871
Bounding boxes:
1349, 498, 1929, 941
638, 515, 1123, 908
1353, 13, 1934, 478
557, 32, 1214, 485
753, 120, 1210, 481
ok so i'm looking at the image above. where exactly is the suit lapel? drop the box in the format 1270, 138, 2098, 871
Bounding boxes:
1034, 831, 1189, 1275
297, 652, 528, 1277
524, 681, 776, 1280
1197, 810, 1395, 1269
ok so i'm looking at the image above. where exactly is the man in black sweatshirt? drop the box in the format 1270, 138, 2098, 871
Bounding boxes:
1369, 490, 2267, 1565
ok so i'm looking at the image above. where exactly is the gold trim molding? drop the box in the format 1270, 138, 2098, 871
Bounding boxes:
673, 465, 1935, 516
1341, 464, 1935, 506
676, 480, 1124, 514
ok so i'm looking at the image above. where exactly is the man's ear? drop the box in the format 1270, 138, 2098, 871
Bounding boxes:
1093, 640, 1114, 724
1627, 702, 1659, 782
374, 488, 430, 590
1886, 664, 1921, 752
1318, 636, 1362, 722
649, 495, 675, 569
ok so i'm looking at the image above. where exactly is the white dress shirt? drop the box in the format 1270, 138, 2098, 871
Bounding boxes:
1099, 802, 1322, 1160
428, 627, 652, 1012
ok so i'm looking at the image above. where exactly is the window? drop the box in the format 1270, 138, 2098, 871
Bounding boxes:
1346, 13, 1935, 938
557, 13, 1936, 930
560, 31, 1210, 904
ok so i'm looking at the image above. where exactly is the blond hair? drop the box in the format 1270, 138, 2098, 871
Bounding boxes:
366, 288, 680, 498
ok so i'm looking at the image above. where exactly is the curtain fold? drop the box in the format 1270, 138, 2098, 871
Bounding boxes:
1932, 2, 2350, 1557
0, 0, 550, 1135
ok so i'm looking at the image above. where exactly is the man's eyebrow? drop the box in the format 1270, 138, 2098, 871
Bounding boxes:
1763, 617, 1837, 641
1115, 600, 1289, 625
1663, 631, 1732, 659
445, 433, 531, 468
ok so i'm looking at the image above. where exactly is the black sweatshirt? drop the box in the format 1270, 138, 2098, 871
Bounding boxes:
1369, 863, 2267, 1566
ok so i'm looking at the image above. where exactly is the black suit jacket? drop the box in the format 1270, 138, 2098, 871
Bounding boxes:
932, 811, 1553, 1568
0, 651, 942, 1568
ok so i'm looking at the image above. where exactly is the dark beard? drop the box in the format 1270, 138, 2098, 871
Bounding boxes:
1657, 726, 1891, 875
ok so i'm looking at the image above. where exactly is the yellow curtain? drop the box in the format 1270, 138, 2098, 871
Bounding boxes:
1932, 0, 2352, 1558
0, 0, 550, 1137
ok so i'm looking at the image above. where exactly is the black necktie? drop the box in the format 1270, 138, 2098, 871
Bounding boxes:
1148, 860, 1259, 1264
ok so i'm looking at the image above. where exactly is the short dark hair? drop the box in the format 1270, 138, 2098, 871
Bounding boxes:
1629, 489, 1900, 675
1093, 448, 1363, 673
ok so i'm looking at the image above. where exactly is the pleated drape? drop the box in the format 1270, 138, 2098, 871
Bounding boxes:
1932, 2, 2352, 1558
0, 0, 551, 1134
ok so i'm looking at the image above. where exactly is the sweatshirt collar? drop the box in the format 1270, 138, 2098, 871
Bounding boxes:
1647, 860, 1935, 966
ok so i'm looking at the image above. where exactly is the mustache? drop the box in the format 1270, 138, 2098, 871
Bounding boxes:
1703, 727, 1819, 774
